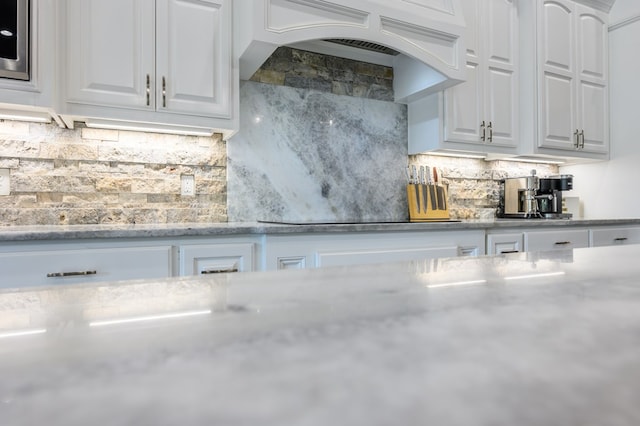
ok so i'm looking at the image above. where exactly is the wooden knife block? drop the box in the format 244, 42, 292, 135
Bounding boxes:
406, 184, 450, 221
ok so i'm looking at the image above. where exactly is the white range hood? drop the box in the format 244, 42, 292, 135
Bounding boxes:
234, 0, 468, 103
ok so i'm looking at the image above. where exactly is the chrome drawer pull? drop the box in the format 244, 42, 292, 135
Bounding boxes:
201, 267, 239, 274
146, 74, 150, 106
554, 241, 571, 246
500, 250, 519, 254
614, 237, 628, 242
47, 270, 97, 278
162, 76, 167, 108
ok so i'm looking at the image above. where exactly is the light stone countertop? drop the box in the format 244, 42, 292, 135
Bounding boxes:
1, 244, 640, 425
1, 218, 640, 241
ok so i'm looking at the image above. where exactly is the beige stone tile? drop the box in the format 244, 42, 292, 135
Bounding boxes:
96, 177, 132, 193
81, 127, 119, 142
0, 139, 40, 157
0, 120, 30, 137
131, 178, 167, 194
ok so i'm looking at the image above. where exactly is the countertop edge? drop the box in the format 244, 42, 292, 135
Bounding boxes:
2, 218, 640, 242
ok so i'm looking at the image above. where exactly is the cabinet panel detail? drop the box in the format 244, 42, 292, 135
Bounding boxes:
277, 257, 307, 270
541, 1, 574, 72
180, 243, 254, 275
317, 247, 459, 268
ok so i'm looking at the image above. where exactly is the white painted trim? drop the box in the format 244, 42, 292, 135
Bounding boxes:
609, 14, 640, 32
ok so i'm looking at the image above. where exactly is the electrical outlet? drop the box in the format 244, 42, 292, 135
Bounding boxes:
0, 169, 9, 196
181, 174, 195, 196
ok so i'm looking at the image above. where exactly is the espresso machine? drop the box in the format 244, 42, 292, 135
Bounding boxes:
497, 170, 573, 219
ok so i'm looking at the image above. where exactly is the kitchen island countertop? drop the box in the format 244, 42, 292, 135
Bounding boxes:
1, 243, 640, 425
1, 218, 640, 241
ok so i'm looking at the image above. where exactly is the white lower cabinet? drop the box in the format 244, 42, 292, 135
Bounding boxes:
0, 243, 173, 289
264, 231, 485, 271
179, 242, 255, 275
590, 227, 640, 247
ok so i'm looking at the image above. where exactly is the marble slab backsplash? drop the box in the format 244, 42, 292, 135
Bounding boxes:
227, 81, 408, 222
0, 121, 227, 226
228, 81, 558, 222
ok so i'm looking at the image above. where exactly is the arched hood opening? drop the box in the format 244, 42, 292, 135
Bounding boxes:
235, 0, 468, 103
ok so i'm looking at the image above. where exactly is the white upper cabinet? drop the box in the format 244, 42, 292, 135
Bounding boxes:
409, 0, 518, 156
0, 0, 61, 125
537, 0, 608, 155
519, 0, 608, 160
62, 0, 235, 136
445, 0, 519, 150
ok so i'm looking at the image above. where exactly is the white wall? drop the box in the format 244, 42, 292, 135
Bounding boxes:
560, 0, 640, 218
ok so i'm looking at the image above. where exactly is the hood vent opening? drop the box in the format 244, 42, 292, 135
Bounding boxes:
324, 39, 401, 56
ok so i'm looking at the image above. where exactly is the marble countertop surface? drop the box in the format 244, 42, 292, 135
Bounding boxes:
1, 218, 640, 241
1, 244, 640, 425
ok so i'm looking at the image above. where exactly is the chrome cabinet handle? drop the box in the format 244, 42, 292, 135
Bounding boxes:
487, 121, 493, 143
579, 130, 585, 149
574, 129, 580, 148
554, 241, 571, 246
201, 267, 239, 274
146, 74, 150, 106
162, 76, 167, 108
47, 270, 97, 278
614, 237, 628, 242
480, 121, 486, 141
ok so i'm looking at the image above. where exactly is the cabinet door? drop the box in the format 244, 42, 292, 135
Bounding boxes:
537, 0, 577, 151
444, 0, 517, 150
575, 4, 608, 154
486, 233, 524, 255
65, 0, 155, 109
444, 0, 483, 145
484, 0, 518, 148
156, 0, 231, 118
444, 61, 483, 143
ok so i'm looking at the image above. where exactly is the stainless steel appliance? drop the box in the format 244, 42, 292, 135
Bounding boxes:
0, 0, 29, 80
498, 170, 574, 219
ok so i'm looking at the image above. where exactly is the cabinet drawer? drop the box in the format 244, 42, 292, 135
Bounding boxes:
486, 233, 524, 255
524, 229, 589, 252
179, 243, 254, 275
0, 246, 173, 289
590, 227, 640, 247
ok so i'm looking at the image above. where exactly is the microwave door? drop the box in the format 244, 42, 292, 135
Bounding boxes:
0, 0, 29, 80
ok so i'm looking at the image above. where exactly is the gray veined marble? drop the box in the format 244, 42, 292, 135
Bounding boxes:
228, 81, 408, 223
4, 245, 640, 425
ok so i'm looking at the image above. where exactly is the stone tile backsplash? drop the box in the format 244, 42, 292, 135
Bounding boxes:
250, 47, 395, 102
408, 155, 558, 219
0, 120, 227, 226
0, 47, 559, 226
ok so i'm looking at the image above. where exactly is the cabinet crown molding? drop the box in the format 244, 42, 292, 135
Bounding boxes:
575, 0, 616, 12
